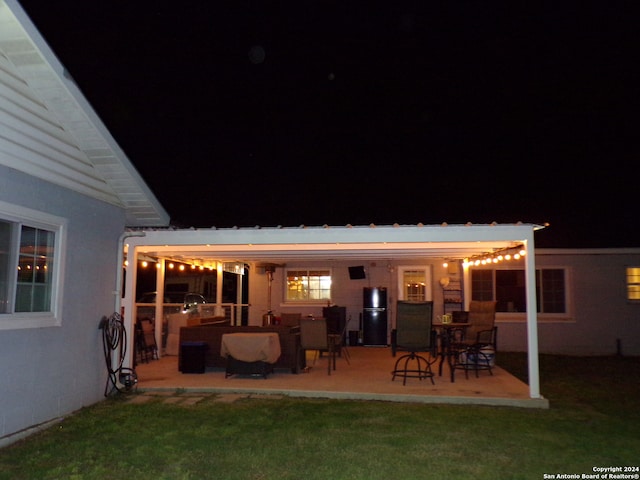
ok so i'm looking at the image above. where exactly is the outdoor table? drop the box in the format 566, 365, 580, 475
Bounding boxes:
433, 322, 470, 382
220, 332, 281, 378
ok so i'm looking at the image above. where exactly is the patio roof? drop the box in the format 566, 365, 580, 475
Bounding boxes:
125, 222, 546, 265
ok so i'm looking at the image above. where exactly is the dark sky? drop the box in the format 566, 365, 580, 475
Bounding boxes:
18, 1, 638, 248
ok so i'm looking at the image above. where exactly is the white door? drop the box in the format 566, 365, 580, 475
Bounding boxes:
397, 266, 432, 302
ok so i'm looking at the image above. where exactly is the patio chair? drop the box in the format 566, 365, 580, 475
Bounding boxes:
329, 318, 351, 365
451, 301, 497, 380
136, 317, 158, 363
391, 301, 437, 385
299, 317, 337, 375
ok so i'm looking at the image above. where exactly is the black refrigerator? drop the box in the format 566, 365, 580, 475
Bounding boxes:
362, 287, 388, 346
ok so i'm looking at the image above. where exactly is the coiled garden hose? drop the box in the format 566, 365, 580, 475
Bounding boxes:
99, 312, 137, 396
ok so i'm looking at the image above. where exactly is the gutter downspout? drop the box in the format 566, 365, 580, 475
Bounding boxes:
115, 231, 146, 314
113, 231, 146, 371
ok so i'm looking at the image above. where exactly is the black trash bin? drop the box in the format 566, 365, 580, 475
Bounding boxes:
348, 330, 359, 347
179, 341, 208, 373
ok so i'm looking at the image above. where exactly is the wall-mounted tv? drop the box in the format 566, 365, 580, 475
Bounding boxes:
348, 266, 366, 280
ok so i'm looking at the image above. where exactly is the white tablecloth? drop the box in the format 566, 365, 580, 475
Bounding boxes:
220, 333, 281, 363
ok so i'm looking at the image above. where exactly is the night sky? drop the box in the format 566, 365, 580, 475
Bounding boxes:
17, 1, 638, 248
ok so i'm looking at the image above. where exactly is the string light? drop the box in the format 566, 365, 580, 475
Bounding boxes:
462, 244, 526, 268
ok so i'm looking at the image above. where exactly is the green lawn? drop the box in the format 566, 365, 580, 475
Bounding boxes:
1, 353, 638, 480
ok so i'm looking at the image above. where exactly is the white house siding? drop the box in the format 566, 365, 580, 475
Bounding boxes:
0, 164, 125, 443
496, 250, 640, 356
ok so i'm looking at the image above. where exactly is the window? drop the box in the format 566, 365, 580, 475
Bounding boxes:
470, 268, 567, 314
397, 266, 433, 301
0, 201, 65, 329
626, 267, 640, 301
471, 270, 493, 301
285, 268, 332, 302
538, 269, 566, 313
14, 225, 55, 312
496, 270, 526, 312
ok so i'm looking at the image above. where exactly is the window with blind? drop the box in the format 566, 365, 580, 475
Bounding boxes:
285, 268, 332, 302
470, 268, 567, 314
626, 267, 640, 301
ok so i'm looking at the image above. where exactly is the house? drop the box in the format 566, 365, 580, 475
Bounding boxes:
2, 0, 638, 448
0, 0, 169, 446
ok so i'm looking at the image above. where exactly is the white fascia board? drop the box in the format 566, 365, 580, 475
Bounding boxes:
129, 223, 541, 249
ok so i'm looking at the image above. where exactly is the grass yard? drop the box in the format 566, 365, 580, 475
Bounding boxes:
0, 353, 638, 480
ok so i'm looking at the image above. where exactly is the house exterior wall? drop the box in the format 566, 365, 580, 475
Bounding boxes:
0, 164, 125, 444
248, 259, 454, 340
247, 251, 640, 356
248, 260, 405, 333
496, 250, 640, 356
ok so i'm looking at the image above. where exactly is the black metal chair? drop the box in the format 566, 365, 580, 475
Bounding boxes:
391, 301, 437, 385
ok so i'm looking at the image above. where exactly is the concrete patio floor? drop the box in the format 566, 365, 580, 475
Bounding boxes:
134, 346, 549, 408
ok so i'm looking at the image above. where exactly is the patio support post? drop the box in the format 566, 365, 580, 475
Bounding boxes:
523, 237, 542, 399
155, 258, 166, 358
216, 262, 224, 322
235, 272, 243, 326
462, 262, 471, 311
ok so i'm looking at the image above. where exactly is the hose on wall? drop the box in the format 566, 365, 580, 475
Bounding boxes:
99, 312, 137, 396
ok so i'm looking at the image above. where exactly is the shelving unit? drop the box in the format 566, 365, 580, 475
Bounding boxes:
442, 279, 463, 313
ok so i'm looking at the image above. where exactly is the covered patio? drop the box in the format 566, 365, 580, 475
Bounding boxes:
121, 222, 547, 404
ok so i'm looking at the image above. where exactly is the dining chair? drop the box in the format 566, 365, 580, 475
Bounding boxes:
451, 300, 497, 380
463, 301, 497, 344
391, 300, 437, 385
299, 317, 337, 375
329, 319, 351, 365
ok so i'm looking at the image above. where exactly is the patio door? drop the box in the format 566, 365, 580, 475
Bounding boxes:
397, 266, 432, 302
